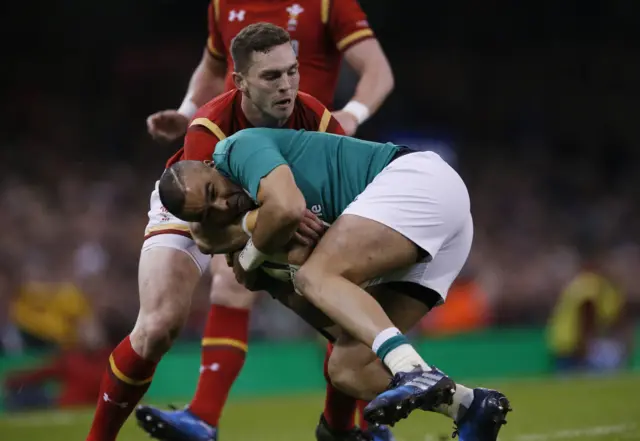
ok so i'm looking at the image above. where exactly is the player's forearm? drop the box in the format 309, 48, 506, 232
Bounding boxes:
252, 202, 305, 255
180, 50, 227, 114
349, 61, 394, 116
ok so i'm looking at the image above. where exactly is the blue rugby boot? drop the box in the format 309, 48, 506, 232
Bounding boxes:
363, 366, 456, 426
136, 405, 218, 441
452, 388, 511, 441
366, 424, 396, 441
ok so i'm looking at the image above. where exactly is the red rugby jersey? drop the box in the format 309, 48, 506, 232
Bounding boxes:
165, 89, 344, 167
207, 0, 374, 109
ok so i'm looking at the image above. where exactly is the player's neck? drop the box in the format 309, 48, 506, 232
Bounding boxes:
241, 95, 287, 128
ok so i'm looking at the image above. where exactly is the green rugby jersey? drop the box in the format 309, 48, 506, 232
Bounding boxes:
213, 128, 400, 223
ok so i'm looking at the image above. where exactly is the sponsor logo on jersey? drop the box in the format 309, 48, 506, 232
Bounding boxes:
228, 9, 246, 22
311, 204, 323, 217
286, 4, 304, 31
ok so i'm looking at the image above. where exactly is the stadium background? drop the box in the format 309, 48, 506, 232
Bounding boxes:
1, 0, 639, 440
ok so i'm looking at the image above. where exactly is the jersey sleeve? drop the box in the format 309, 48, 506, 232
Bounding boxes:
325, 0, 375, 52
183, 128, 221, 162
296, 92, 346, 135
214, 132, 288, 201
206, 1, 226, 60
183, 115, 229, 161
316, 107, 346, 135
324, 111, 346, 135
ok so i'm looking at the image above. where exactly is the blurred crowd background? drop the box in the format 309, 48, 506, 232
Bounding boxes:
1, 0, 639, 408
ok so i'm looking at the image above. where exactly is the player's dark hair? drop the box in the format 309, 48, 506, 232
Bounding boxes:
231, 22, 291, 73
158, 163, 189, 220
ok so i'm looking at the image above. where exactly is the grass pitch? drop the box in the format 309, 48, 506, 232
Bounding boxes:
2, 373, 639, 441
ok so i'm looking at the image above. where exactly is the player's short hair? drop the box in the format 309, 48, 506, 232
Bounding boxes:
158, 163, 189, 221
231, 22, 291, 73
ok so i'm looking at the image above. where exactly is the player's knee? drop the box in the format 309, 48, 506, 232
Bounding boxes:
293, 264, 324, 298
296, 260, 363, 296
326, 350, 350, 391
132, 308, 185, 360
131, 249, 200, 359
328, 353, 389, 400
327, 349, 366, 398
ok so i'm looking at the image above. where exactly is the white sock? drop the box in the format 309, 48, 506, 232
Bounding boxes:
383, 344, 430, 375
435, 384, 475, 421
372, 327, 430, 375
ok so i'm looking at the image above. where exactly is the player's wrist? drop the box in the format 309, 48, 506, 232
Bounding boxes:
342, 100, 370, 125
238, 238, 267, 271
177, 98, 199, 119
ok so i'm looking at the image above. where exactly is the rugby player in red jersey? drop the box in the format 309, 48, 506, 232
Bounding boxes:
84, 24, 373, 441
144, 1, 395, 439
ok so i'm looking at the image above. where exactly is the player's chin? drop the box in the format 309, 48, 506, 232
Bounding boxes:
272, 100, 293, 115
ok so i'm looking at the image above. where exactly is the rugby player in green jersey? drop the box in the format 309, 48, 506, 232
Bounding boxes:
158, 128, 511, 441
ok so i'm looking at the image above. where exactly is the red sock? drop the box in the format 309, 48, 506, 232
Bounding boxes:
189, 304, 249, 427
357, 400, 369, 430
322, 342, 357, 431
86, 336, 157, 441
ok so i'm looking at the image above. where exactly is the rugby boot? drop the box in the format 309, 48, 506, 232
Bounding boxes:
136, 405, 218, 441
366, 423, 396, 441
452, 388, 511, 441
363, 366, 455, 426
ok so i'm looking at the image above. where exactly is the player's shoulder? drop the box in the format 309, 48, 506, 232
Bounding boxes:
295, 92, 330, 117
190, 89, 240, 138
293, 92, 333, 131
194, 89, 239, 122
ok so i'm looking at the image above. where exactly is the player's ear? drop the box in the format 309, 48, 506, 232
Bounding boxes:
232, 72, 247, 93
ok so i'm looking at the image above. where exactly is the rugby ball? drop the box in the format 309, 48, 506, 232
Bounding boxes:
260, 260, 298, 282
243, 210, 299, 282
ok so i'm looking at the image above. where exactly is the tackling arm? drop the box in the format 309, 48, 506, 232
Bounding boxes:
252, 166, 307, 255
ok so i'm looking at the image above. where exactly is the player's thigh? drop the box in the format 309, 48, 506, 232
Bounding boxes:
137, 239, 204, 325
140, 178, 210, 307
209, 254, 259, 309
298, 213, 420, 288
305, 151, 471, 288
134, 182, 208, 337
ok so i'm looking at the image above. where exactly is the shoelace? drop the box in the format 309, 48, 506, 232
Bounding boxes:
387, 371, 409, 389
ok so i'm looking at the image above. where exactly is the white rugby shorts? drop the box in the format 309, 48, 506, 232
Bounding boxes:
341, 151, 473, 301
141, 180, 211, 274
